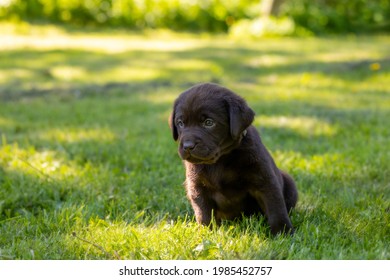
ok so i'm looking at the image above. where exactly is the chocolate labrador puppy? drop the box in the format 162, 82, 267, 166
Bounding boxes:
169, 83, 298, 235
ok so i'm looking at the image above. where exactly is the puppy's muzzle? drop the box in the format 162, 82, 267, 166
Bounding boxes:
179, 138, 217, 164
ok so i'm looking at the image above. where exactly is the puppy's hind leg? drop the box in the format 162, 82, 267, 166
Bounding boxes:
281, 171, 298, 213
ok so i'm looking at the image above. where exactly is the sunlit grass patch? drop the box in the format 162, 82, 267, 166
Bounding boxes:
101, 66, 163, 82
67, 215, 288, 260
255, 115, 337, 137
49, 66, 87, 81
271, 150, 358, 186
69, 218, 211, 260
0, 68, 33, 83
38, 127, 117, 143
0, 23, 207, 53
0, 143, 80, 179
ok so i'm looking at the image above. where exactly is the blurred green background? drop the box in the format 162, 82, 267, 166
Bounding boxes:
1, 0, 390, 35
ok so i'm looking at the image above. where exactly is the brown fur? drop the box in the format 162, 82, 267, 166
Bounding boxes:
169, 83, 298, 235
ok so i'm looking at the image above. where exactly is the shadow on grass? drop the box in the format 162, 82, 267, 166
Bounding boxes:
1, 39, 389, 97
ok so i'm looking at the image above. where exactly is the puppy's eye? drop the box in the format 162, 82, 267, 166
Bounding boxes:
203, 118, 215, 127
176, 119, 184, 128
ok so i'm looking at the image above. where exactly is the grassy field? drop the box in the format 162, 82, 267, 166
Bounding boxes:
0, 23, 389, 260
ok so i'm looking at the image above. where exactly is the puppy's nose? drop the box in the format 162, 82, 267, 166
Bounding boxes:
182, 140, 196, 151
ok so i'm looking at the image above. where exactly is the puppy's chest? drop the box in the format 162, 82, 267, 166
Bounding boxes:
197, 164, 248, 192
199, 166, 252, 211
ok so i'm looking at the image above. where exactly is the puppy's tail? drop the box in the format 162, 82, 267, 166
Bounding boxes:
281, 170, 298, 213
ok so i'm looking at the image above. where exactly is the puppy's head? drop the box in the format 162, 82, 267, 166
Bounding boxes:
169, 83, 254, 164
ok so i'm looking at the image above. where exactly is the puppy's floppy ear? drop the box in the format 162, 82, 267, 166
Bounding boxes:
226, 94, 255, 140
169, 101, 179, 141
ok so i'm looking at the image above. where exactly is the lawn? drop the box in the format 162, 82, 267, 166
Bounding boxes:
0, 23, 389, 260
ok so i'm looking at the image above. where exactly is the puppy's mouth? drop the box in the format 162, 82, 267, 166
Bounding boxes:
180, 150, 219, 164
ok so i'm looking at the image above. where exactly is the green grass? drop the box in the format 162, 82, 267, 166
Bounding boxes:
0, 23, 389, 260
